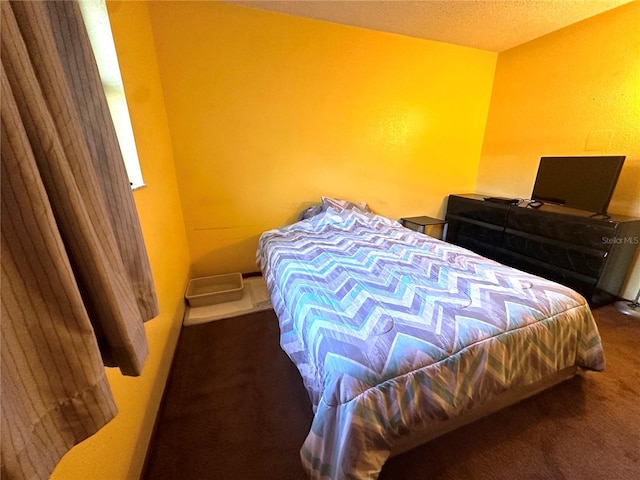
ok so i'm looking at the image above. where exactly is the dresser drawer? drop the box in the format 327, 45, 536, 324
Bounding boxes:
452, 219, 503, 247
502, 231, 607, 278
498, 250, 597, 300
506, 208, 615, 250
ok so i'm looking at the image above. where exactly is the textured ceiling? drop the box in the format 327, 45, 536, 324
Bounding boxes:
226, 0, 633, 52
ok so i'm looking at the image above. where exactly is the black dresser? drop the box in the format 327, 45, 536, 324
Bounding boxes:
445, 194, 640, 306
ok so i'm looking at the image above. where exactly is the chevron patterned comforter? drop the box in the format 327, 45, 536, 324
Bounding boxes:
257, 208, 605, 480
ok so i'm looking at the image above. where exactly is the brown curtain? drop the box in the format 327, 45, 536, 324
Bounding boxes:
1, 1, 159, 478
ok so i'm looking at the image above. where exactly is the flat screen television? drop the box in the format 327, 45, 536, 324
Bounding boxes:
531, 155, 625, 215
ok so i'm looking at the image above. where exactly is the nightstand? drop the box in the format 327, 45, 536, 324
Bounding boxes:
400, 215, 448, 240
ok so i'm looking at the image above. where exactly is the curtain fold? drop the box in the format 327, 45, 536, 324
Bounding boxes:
1, 1, 159, 478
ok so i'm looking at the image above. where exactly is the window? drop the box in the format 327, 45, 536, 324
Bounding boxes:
79, 0, 145, 189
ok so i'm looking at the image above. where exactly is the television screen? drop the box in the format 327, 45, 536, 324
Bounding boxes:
531, 156, 625, 214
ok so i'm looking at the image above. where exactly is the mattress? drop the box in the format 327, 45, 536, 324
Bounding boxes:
257, 208, 605, 479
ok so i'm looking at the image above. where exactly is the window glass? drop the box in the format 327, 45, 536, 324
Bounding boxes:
79, 0, 145, 189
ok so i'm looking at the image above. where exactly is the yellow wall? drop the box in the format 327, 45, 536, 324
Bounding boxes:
147, 1, 497, 277
50, 2, 191, 479
476, 1, 640, 299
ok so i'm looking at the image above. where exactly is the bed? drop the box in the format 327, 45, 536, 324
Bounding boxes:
257, 204, 605, 479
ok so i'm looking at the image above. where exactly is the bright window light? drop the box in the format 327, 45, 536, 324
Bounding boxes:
79, 0, 145, 189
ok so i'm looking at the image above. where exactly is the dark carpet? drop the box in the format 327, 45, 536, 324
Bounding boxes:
143, 305, 640, 479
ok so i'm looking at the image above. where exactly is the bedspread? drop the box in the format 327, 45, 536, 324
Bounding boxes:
257, 208, 605, 479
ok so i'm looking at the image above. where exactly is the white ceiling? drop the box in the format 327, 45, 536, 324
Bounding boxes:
226, 0, 634, 52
